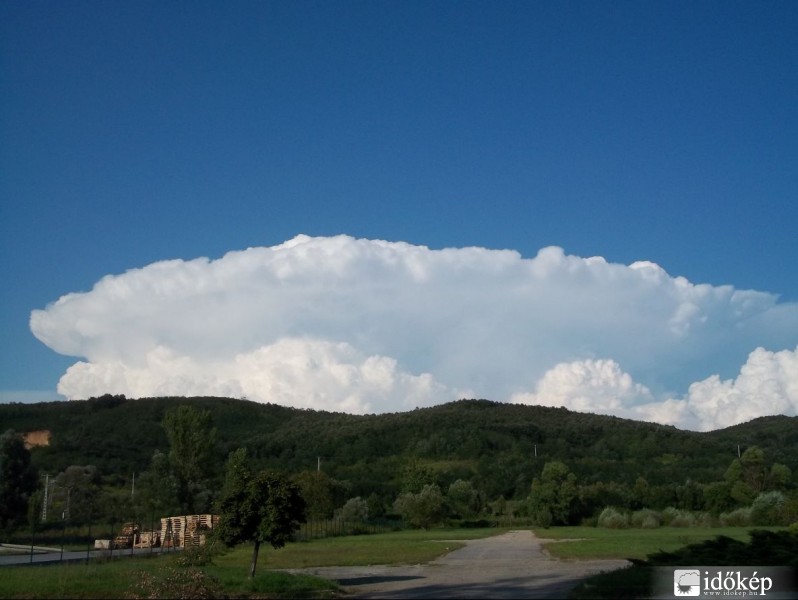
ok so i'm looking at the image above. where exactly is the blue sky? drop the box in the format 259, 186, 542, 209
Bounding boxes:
2, 1, 797, 429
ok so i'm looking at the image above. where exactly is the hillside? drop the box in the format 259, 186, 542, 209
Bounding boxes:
2, 395, 796, 503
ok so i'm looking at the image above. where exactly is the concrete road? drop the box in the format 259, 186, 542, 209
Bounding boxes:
286, 529, 629, 599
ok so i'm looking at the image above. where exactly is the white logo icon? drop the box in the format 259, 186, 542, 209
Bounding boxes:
674, 570, 701, 596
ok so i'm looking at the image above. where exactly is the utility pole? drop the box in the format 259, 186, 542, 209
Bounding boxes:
131, 472, 135, 498
41, 474, 49, 521
317, 457, 321, 472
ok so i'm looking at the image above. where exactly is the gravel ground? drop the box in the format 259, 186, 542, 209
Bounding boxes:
286, 529, 630, 599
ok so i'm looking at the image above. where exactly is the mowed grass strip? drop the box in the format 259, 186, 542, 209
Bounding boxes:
0, 558, 163, 599
0, 554, 339, 599
0, 528, 504, 598
3, 527, 780, 598
216, 527, 504, 570
533, 526, 787, 561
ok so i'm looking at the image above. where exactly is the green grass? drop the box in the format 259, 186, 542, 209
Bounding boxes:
568, 529, 798, 599
247, 527, 502, 568
0, 528, 504, 599
0, 556, 164, 599
532, 526, 786, 561
1, 526, 786, 598
0, 553, 339, 599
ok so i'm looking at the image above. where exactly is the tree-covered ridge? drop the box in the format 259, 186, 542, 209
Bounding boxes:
1, 396, 795, 498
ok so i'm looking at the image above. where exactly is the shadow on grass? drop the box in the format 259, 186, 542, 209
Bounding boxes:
569, 530, 798, 599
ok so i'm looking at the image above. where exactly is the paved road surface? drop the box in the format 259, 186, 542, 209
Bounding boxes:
287, 530, 630, 599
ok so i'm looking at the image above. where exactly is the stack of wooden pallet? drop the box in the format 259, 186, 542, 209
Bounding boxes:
159, 514, 220, 548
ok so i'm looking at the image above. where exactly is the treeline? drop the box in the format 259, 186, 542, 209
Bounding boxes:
1, 395, 797, 533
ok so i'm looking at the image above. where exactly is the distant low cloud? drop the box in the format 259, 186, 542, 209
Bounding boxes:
30, 234, 798, 429
510, 347, 798, 431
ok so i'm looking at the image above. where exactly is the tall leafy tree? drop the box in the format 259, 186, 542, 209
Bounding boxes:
134, 450, 179, 517
52, 465, 101, 524
400, 460, 435, 493
447, 479, 480, 518
216, 449, 306, 579
0, 430, 38, 532
337, 497, 369, 522
393, 484, 446, 529
526, 461, 578, 525
162, 405, 217, 514
293, 470, 339, 519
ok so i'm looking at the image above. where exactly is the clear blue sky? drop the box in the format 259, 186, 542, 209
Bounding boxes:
2, 0, 797, 409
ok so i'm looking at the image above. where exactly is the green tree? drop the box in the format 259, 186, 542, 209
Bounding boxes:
393, 484, 445, 529
447, 479, 480, 518
293, 470, 339, 519
135, 450, 179, 517
750, 491, 788, 526
770, 464, 792, 490
631, 477, 651, 510
337, 497, 369, 522
52, 465, 101, 524
739, 447, 768, 492
527, 461, 577, 525
216, 449, 306, 579
0, 430, 38, 532
163, 405, 217, 514
400, 460, 435, 493
725, 447, 772, 506
703, 481, 735, 514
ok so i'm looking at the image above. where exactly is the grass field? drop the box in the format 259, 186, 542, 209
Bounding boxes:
532, 526, 785, 561
0, 526, 786, 598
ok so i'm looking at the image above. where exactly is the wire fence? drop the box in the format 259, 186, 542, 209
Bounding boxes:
17, 512, 186, 565
10, 513, 405, 566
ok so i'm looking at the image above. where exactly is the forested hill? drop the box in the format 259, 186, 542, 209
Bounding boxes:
1, 395, 796, 502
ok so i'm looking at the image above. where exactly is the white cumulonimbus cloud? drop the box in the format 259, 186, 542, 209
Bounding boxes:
30, 234, 798, 430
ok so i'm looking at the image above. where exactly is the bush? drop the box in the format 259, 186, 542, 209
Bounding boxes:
457, 519, 495, 528
660, 507, 706, 527
751, 491, 787, 526
597, 507, 629, 529
532, 508, 553, 528
669, 512, 697, 527
131, 566, 223, 599
630, 509, 660, 529
719, 507, 752, 527
175, 539, 223, 568
660, 507, 679, 525
337, 497, 369, 523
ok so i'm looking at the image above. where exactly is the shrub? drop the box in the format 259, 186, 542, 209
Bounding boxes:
175, 539, 222, 568
669, 511, 697, 528
660, 507, 679, 526
630, 509, 660, 529
751, 491, 787, 526
719, 507, 752, 527
131, 567, 223, 599
597, 507, 629, 529
337, 497, 369, 523
532, 507, 553, 528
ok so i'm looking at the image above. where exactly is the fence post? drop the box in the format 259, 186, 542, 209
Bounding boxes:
60, 512, 66, 563
86, 512, 93, 565
29, 523, 35, 564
